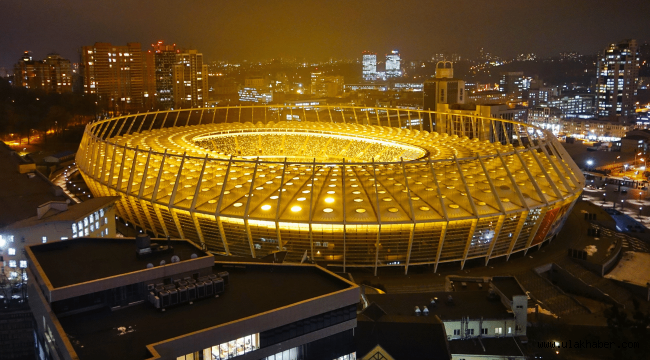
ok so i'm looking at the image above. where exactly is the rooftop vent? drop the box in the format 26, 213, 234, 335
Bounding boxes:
414, 306, 421, 316
146, 263, 154, 269
423, 306, 429, 315
171, 255, 180, 263
446, 295, 454, 305
430, 297, 437, 307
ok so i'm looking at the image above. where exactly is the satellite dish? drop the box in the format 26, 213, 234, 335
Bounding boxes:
190, 253, 198, 259
171, 255, 180, 263
160, 260, 166, 266
146, 263, 154, 269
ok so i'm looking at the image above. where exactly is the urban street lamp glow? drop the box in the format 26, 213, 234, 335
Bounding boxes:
76, 105, 584, 273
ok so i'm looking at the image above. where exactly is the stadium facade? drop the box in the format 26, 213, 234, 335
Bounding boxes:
76, 105, 584, 274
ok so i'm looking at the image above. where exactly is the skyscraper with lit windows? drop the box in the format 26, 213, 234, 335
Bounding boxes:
151, 41, 178, 109
385, 50, 402, 78
596, 39, 639, 123
362, 51, 377, 81
81, 42, 144, 114
172, 49, 208, 108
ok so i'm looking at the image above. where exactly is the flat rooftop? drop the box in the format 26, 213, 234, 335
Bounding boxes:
365, 291, 513, 321
6, 196, 119, 229
491, 276, 527, 298
0, 142, 70, 227
57, 263, 353, 360
30, 238, 210, 288
604, 251, 650, 287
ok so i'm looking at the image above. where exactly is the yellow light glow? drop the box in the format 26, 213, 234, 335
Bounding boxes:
325, 197, 335, 203
261, 205, 272, 210
291, 206, 302, 212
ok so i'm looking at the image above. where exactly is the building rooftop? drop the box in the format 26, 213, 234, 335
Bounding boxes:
5, 196, 119, 230
448, 337, 525, 357
604, 251, 650, 287
356, 304, 450, 360
30, 237, 210, 288
0, 142, 70, 228
491, 276, 527, 299
365, 291, 513, 321
57, 263, 353, 360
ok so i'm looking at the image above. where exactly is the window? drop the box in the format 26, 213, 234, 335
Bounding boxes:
99, 208, 104, 217
453, 329, 461, 335
495, 327, 503, 335
42, 236, 47, 243
72, 223, 77, 233
481, 328, 488, 335
8, 248, 16, 255
468, 329, 474, 335
9, 272, 17, 279
8, 235, 14, 243
20, 260, 27, 268
9, 260, 16, 268
508, 327, 512, 334
105, 228, 109, 235
61, 237, 68, 240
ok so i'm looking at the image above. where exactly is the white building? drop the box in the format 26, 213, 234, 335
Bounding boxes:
0, 197, 118, 280
362, 52, 378, 81
385, 50, 402, 78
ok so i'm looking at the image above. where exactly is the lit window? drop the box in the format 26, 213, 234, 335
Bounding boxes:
20, 260, 27, 268
9, 260, 16, 268
9, 272, 17, 279
95, 222, 99, 229
105, 228, 109, 236
100, 208, 105, 217
90, 225, 94, 232
61, 237, 68, 240
42, 236, 47, 243
8, 248, 15, 255
85, 228, 89, 236
8, 235, 14, 243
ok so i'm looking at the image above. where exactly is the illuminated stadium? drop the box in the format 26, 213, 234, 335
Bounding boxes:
76, 105, 584, 273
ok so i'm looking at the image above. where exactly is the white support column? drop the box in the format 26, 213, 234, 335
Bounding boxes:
529, 150, 563, 199
371, 159, 383, 276
168, 152, 187, 239
138, 150, 153, 199
400, 159, 417, 275
536, 147, 573, 195
460, 219, 478, 270
156, 112, 168, 130
513, 149, 548, 206
308, 159, 317, 260
214, 156, 234, 255
243, 158, 260, 258
274, 158, 289, 251
126, 146, 139, 196
342, 159, 347, 272
136, 111, 148, 133
523, 208, 547, 255
484, 215, 505, 265
428, 158, 449, 273
172, 111, 181, 127
506, 212, 528, 260
198, 109, 205, 125
150, 150, 168, 203
115, 145, 128, 192
496, 151, 529, 210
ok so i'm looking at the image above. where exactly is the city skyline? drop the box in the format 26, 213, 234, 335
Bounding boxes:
3, 0, 650, 69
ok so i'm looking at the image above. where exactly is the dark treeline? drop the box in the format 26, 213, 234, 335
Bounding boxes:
0, 78, 100, 144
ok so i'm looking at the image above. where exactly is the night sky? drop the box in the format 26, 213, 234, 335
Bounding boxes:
2, 0, 650, 68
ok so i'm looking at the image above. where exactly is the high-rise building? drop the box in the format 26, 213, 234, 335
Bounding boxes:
362, 51, 377, 81
310, 72, 344, 97
385, 50, 402, 78
422, 62, 465, 131
142, 50, 157, 109
151, 41, 178, 109
173, 49, 208, 108
13, 52, 72, 94
81, 42, 145, 114
596, 39, 639, 122
499, 72, 527, 100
